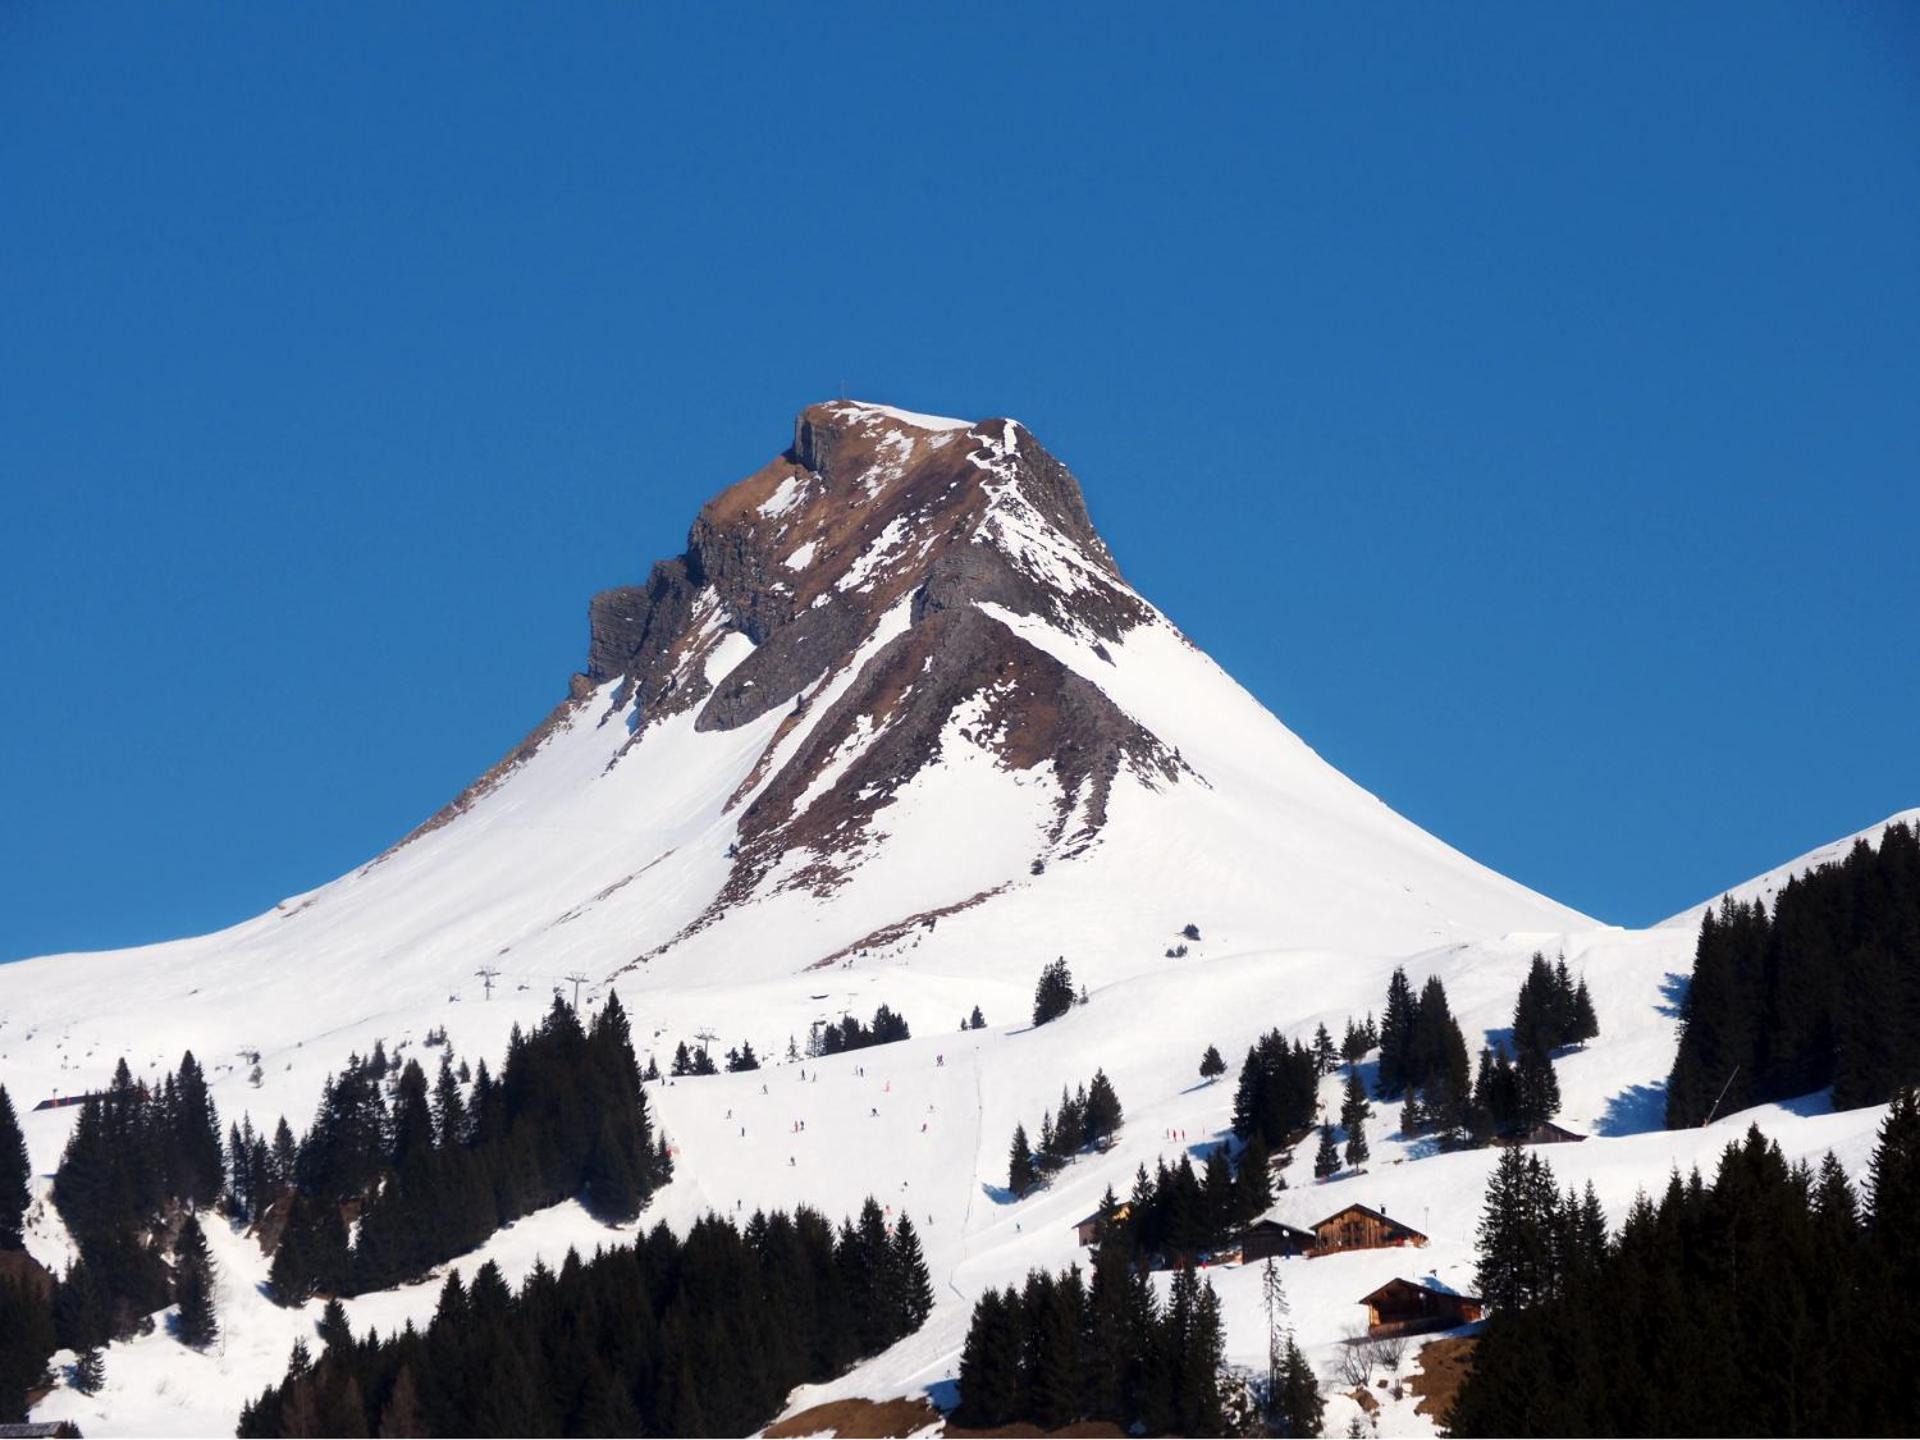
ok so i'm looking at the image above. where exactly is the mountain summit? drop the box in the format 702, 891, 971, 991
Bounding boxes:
374, 400, 1582, 983
565, 401, 1180, 917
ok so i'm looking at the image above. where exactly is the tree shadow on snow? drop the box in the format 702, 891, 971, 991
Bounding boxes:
1773, 1089, 1834, 1119
980, 1180, 1019, 1207
1657, 971, 1690, 1020
1595, 1081, 1668, 1136
1183, 1135, 1230, 1163
1479, 1025, 1515, 1056
923, 1378, 960, 1413
1397, 1132, 1448, 1161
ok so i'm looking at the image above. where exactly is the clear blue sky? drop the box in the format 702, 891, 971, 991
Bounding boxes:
2, 3, 1916, 961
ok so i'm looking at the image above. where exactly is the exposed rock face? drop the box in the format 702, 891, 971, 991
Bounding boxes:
584, 403, 1152, 732
422, 400, 1187, 913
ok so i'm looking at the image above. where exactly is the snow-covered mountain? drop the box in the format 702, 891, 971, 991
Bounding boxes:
1, 402, 1904, 1437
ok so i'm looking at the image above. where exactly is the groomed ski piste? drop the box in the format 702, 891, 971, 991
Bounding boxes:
2, 402, 1912, 1437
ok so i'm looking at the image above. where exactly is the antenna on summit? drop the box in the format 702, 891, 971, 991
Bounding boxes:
475, 966, 500, 1001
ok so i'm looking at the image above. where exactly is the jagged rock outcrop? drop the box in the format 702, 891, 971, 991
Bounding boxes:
410, 400, 1185, 910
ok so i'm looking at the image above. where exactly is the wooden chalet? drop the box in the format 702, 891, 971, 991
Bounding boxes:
1494, 1120, 1587, 1147
1235, 1218, 1316, 1262
1308, 1202, 1428, 1257
1358, 1277, 1484, 1337
1073, 1201, 1131, 1247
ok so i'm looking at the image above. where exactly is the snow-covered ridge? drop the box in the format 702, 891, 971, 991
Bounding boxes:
826, 399, 975, 432
1659, 806, 1920, 927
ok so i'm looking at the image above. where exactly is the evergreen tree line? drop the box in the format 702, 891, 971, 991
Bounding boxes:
815, 1003, 911, 1056
1511, 951, 1599, 1059
668, 1041, 717, 1076
1667, 823, 1920, 1127
1376, 969, 1475, 1135
954, 1249, 1233, 1435
1109, 1140, 1274, 1264
50, 1053, 225, 1350
237, 1197, 934, 1438
1230, 1030, 1320, 1151
1340, 1014, 1379, 1068
1377, 958, 1586, 1144
1450, 1092, 1920, 1436
1471, 1147, 1608, 1312
1007, 1071, 1123, 1196
268, 993, 669, 1303
1467, 1038, 1561, 1142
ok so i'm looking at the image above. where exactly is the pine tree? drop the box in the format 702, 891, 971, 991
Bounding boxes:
1570, 977, 1599, 1045
168, 1052, 225, 1208
1474, 1147, 1563, 1310
1312, 1022, 1338, 1077
0, 1086, 28, 1251
174, 1213, 218, 1348
1008, 1124, 1037, 1197
270, 1117, 299, 1190
431, 1052, 467, 1149
73, 1346, 104, 1396
1378, 967, 1419, 1096
1514, 1045, 1562, 1129
1200, 1146, 1235, 1248
970, 1005, 987, 1030
1341, 1017, 1367, 1069
1276, 1333, 1323, 1438
1084, 1070, 1123, 1146
1198, 1045, 1227, 1081
1343, 1116, 1369, 1171
1032, 959, 1077, 1026
317, 1296, 353, 1352
889, 1215, 934, 1335
1314, 1123, 1339, 1179
1340, 1070, 1372, 1170
1513, 952, 1566, 1061
956, 1288, 1022, 1427
1236, 1134, 1274, 1221
388, 1059, 433, 1172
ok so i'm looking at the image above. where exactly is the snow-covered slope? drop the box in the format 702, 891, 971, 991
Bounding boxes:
1, 402, 1902, 1437
1658, 806, 1920, 929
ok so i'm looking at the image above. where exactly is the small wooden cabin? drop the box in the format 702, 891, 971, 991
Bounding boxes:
1494, 1120, 1587, 1147
1308, 1203, 1428, 1256
1358, 1278, 1484, 1337
1236, 1218, 1316, 1262
1074, 1201, 1131, 1247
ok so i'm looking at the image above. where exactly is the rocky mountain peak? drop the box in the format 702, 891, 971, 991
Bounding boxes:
549, 403, 1178, 927
584, 402, 1149, 737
